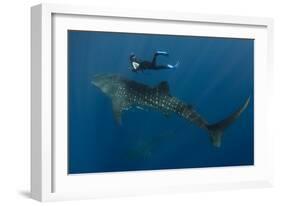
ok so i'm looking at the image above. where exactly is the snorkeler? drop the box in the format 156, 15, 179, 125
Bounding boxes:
130, 51, 179, 72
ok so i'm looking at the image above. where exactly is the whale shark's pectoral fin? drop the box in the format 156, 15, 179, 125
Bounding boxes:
112, 99, 125, 125
156, 81, 171, 96
112, 98, 131, 125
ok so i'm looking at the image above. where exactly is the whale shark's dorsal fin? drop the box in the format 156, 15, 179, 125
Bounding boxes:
156, 81, 170, 95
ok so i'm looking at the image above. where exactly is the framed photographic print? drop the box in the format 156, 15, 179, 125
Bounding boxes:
31, 3, 274, 201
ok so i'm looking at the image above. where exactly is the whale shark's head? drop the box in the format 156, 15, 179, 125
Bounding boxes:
91, 74, 124, 96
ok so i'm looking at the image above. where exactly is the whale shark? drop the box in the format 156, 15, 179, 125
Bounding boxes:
91, 74, 250, 147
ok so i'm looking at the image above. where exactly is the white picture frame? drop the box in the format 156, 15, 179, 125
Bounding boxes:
31, 3, 274, 202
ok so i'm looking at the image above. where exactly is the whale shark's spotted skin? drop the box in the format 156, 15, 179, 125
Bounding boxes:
92, 74, 250, 147
112, 78, 207, 129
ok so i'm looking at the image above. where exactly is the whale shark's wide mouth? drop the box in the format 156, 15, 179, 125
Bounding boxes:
91, 74, 111, 86
91, 74, 123, 93
92, 74, 122, 85
91, 74, 105, 86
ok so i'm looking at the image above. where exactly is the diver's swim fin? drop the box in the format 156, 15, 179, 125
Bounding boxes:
174, 61, 180, 68
155, 51, 169, 56
167, 61, 180, 69
206, 96, 250, 147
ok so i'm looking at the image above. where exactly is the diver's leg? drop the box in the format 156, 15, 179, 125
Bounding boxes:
155, 51, 169, 56
155, 61, 180, 70
168, 61, 180, 69
152, 53, 158, 66
152, 51, 169, 65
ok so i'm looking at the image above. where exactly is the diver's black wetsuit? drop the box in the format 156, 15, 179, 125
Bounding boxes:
130, 51, 179, 72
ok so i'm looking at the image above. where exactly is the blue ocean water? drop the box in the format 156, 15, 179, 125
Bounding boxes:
68, 30, 254, 174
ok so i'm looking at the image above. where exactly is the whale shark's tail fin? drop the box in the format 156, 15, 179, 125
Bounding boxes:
206, 97, 250, 147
